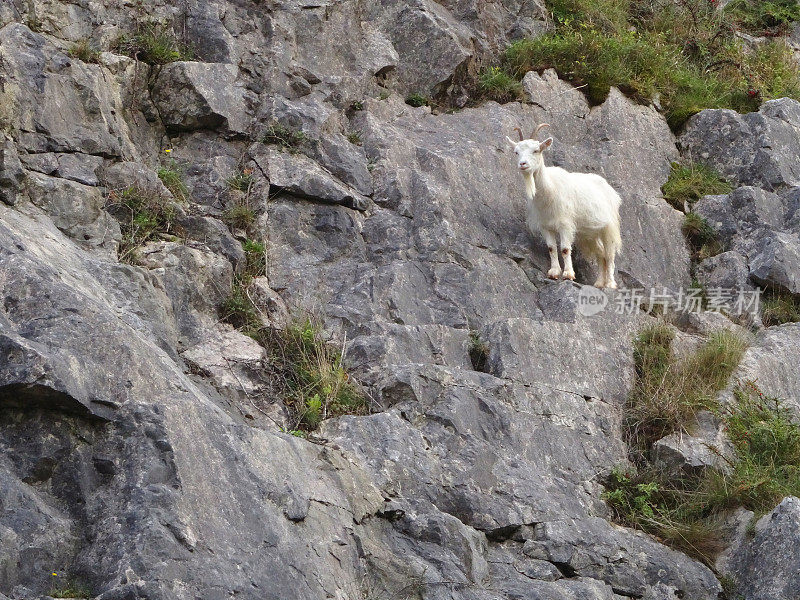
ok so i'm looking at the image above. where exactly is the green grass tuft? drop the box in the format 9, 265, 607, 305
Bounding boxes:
261, 123, 308, 151
662, 162, 732, 211
107, 186, 177, 264
761, 289, 800, 327
727, 0, 800, 35
468, 330, 490, 373
257, 317, 369, 431
157, 161, 188, 202
347, 132, 362, 145
69, 38, 101, 64
682, 213, 722, 258
117, 22, 192, 65
227, 169, 255, 193
478, 66, 524, 103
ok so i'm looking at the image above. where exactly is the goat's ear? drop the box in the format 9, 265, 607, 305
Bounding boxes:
540, 137, 553, 150
506, 136, 517, 147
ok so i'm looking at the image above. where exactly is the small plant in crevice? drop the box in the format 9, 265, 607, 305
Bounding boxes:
261, 123, 309, 151
350, 100, 364, 111
106, 186, 177, 264
256, 317, 369, 431
219, 239, 267, 336
347, 132, 362, 145
682, 213, 721, 259
478, 66, 524, 103
405, 93, 429, 108
117, 21, 192, 65
157, 160, 189, 202
69, 38, 101, 64
227, 168, 255, 193
760, 289, 800, 327
242, 238, 266, 280
468, 330, 490, 373
662, 162, 732, 212
49, 574, 92, 599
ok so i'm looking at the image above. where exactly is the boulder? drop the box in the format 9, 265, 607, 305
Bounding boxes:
151, 62, 250, 134
652, 410, 734, 476
723, 497, 800, 600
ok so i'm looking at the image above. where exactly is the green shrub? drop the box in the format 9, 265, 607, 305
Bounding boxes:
107, 186, 176, 263
224, 204, 256, 230
49, 575, 92, 599
761, 289, 800, 327
347, 132, 362, 145
69, 38, 101, 64
468, 330, 490, 373
261, 123, 308, 151
478, 66, 524, 103
405, 93, 429, 108
258, 317, 369, 431
118, 22, 192, 65
662, 162, 732, 210
157, 161, 188, 202
627, 324, 746, 459
504, 0, 800, 129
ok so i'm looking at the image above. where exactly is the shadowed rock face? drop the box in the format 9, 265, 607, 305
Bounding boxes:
0, 1, 798, 599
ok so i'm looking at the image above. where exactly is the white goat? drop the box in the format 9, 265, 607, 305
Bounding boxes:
507, 124, 622, 289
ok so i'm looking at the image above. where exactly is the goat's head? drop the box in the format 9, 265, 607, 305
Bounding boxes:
506, 124, 553, 175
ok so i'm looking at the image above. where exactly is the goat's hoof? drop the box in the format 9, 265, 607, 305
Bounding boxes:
605, 281, 618, 290
593, 279, 606, 288
562, 270, 576, 281
547, 269, 562, 280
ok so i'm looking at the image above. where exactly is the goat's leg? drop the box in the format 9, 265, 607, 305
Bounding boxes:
543, 230, 561, 279
594, 256, 608, 288
604, 249, 617, 289
559, 229, 576, 281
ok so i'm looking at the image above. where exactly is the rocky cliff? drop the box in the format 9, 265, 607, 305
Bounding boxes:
1, 1, 800, 599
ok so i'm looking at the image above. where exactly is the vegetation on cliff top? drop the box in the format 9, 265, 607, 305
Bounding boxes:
492, 0, 800, 128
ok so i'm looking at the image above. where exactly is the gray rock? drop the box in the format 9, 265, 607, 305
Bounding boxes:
21, 152, 105, 186
696, 251, 753, 293
136, 241, 234, 348
694, 186, 785, 248
732, 323, 800, 415
25, 171, 120, 253
0, 140, 25, 206
522, 517, 722, 599
652, 410, 734, 476
173, 215, 246, 273
748, 230, 800, 295
99, 161, 172, 199
253, 145, 370, 211
724, 497, 800, 600
152, 62, 250, 134
680, 99, 800, 191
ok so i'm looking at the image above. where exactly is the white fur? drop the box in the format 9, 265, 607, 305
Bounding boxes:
507, 134, 622, 288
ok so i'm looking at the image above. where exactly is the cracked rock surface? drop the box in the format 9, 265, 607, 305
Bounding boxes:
1, 1, 799, 599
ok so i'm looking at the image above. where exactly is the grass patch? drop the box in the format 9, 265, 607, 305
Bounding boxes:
626, 324, 746, 461
682, 212, 722, 258
478, 66, 524, 103
49, 576, 92, 599
261, 123, 308, 151
405, 93, 429, 108
107, 186, 177, 264
347, 132, 362, 145
69, 38, 101, 64
761, 289, 800, 327
606, 380, 800, 563
258, 317, 369, 430
224, 204, 256, 230
220, 239, 267, 335
727, 0, 800, 35
117, 21, 192, 65
157, 160, 188, 202
662, 162, 732, 211
242, 238, 266, 279
503, 0, 800, 128
468, 330, 490, 373
227, 168, 255, 193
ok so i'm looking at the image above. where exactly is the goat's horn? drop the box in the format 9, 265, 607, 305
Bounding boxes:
532, 123, 551, 138
513, 127, 524, 141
